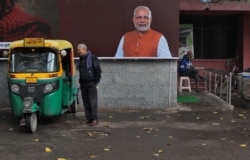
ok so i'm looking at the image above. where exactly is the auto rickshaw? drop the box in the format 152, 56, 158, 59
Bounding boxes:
3, 38, 79, 133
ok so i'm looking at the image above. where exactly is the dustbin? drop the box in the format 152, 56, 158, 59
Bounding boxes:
237, 72, 243, 95
242, 72, 250, 99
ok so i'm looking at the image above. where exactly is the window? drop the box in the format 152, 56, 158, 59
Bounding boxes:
180, 15, 241, 59
10, 48, 59, 73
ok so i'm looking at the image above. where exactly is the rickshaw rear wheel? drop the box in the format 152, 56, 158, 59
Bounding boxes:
25, 113, 38, 133
71, 100, 78, 113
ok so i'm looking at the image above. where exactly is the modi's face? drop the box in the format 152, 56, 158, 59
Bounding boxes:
133, 8, 152, 32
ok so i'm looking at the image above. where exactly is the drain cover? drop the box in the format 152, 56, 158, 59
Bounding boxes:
60, 129, 110, 140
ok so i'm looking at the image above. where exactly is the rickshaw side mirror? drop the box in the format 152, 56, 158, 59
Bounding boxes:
3, 50, 9, 57
61, 50, 67, 57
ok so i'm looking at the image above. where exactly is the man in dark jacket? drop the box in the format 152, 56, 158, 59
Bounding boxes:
178, 50, 205, 92
77, 43, 102, 126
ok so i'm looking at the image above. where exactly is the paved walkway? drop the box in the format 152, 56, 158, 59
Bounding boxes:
1, 91, 250, 160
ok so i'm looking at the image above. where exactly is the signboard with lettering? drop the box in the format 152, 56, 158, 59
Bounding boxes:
24, 38, 44, 47
0, 42, 10, 49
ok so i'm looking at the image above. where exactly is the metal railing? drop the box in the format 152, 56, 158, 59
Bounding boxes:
203, 68, 234, 105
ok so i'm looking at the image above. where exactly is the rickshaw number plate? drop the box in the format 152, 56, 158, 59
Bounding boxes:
24, 38, 44, 47
26, 77, 37, 83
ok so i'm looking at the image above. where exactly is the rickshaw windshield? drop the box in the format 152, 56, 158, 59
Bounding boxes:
9, 48, 60, 73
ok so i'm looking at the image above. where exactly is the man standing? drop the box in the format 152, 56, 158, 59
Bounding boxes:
77, 43, 102, 126
115, 5, 172, 57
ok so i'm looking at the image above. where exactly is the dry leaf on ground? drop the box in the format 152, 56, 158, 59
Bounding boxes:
89, 155, 98, 158
45, 147, 52, 153
104, 146, 110, 151
240, 144, 247, 147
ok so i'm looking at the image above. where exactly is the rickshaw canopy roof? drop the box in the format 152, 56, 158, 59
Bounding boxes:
8, 38, 76, 78
9, 38, 73, 51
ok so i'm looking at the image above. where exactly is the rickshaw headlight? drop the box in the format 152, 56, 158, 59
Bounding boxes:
44, 84, 53, 93
23, 97, 33, 109
43, 81, 58, 94
11, 84, 20, 93
61, 50, 67, 57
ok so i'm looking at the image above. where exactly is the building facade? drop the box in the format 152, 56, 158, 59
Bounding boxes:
180, 0, 250, 72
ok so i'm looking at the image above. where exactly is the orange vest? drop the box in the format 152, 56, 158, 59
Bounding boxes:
123, 29, 162, 57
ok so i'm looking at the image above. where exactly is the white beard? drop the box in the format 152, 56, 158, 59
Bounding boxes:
135, 24, 150, 32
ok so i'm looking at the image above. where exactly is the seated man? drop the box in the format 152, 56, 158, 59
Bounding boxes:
178, 51, 205, 92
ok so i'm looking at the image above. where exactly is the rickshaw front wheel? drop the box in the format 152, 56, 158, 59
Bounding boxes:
25, 113, 38, 133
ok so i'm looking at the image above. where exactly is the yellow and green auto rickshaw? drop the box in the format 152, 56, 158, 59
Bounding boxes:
3, 38, 79, 133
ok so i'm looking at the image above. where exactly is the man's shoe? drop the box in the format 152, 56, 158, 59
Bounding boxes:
89, 120, 98, 126
80, 119, 91, 124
